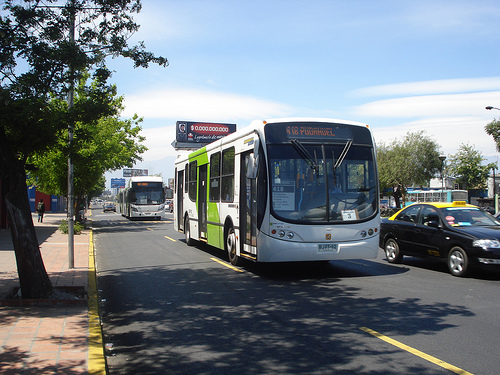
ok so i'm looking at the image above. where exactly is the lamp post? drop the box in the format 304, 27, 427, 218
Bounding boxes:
486, 106, 500, 212
439, 155, 446, 200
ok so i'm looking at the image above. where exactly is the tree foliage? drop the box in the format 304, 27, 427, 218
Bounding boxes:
485, 118, 500, 153
377, 131, 442, 207
28, 76, 148, 201
447, 143, 495, 191
0, 0, 167, 298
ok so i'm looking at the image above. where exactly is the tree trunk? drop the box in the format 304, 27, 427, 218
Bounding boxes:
0, 129, 53, 299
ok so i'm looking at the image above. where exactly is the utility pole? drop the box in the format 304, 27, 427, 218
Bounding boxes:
67, 1, 75, 269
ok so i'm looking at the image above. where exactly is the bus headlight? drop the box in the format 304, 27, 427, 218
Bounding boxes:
286, 232, 294, 239
278, 230, 285, 238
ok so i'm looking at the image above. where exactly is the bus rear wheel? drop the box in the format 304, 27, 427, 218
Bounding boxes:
185, 217, 194, 246
226, 226, 241, 266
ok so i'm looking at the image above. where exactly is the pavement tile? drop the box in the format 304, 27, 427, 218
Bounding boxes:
0, 212, 100, 374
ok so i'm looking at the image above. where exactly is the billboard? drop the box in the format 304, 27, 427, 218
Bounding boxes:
111, 178, 126, 188
123, 169, 148, 177
176, 121, 236, 144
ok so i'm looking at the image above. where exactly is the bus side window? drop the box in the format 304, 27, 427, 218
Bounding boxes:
188, 161, 197, 201
210, 152, 221, 202
221, 147, 235, 202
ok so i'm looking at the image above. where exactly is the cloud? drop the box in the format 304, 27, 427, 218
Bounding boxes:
122, 88, 293, 123
140, 126, 177, 160
354, 91, 500, 118
352, 77, 500, 98
352, 78, 500, 159
373, 116, 496, 154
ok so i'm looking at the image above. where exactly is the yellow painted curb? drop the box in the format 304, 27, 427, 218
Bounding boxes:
88, 229, 106, 374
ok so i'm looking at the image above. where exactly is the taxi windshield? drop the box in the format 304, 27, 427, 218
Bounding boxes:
440, 207, 500, 227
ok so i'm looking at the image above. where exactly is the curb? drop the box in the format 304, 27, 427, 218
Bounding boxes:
88, 225, 107, 374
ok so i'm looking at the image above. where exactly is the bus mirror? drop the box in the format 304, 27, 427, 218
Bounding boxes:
253, 137, 260, 155
246, 137, 260, 179
247, 155, 257, 179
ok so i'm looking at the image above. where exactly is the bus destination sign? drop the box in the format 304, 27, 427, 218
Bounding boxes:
285, 125, 351, 140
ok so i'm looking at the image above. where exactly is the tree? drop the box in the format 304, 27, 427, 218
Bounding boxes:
0, 0, 167, 298
447, 143, 496, 192
485, 118, 500, 152
377, 131, 442, 207
29, 76, 148, 217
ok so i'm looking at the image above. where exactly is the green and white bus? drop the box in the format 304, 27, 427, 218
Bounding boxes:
174, 118, 380, 265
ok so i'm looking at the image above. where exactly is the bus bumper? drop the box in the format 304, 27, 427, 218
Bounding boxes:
256, 233, 379, 262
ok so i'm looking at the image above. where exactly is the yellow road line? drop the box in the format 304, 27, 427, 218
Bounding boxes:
146, 227, 154, 231
210, 257, 244, 272
359, 327, 474, 375
164, 236, 177, 242
88, 231, 106, 374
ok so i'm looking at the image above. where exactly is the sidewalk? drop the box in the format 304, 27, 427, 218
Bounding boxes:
0, 212, 104, 374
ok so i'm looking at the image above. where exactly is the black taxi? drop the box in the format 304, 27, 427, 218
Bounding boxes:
380, 201, 500, 277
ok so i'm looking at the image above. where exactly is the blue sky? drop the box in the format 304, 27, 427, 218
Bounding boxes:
104, 0, 500, 186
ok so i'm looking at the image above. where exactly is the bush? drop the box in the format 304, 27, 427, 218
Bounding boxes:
59, 219, 84, 235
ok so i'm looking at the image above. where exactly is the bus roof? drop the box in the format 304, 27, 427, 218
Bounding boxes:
260, 117, 369, 128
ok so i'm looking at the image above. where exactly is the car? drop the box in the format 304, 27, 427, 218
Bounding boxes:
165, 199, 174, 213
380, 201, 500, 277
103, 202, 116, 212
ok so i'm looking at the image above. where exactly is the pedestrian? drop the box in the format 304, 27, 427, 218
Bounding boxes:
36, 199, 45, 223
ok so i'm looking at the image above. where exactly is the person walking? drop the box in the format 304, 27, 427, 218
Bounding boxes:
36, 199, 46, 223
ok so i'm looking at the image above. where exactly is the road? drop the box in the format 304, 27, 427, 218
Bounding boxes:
92, 207, 500, 375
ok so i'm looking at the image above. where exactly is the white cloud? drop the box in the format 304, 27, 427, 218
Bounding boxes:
122, 88, 292, 122
140, 126, 178, 160
353, 79, 500, 160
354, 91, 500, 118
352, 77, 500, 98
373, 116, 498, 159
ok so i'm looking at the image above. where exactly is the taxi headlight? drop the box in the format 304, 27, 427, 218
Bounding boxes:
473, 239, 500, 249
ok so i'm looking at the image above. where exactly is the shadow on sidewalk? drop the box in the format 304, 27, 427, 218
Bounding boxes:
0, 226, 59, 251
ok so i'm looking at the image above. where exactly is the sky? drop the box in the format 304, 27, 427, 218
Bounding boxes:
103, 0, 500, 188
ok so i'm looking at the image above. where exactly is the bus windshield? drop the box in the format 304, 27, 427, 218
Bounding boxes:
268, 142, 377, 223
130, 183, 164, 205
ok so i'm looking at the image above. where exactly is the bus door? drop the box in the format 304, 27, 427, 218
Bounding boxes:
177, 169, 184, 231
198, 164, 208, 239
240, 151, 257, 259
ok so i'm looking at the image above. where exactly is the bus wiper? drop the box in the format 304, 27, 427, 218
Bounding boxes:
291, 139, 319, 171
333, 140, 352, 171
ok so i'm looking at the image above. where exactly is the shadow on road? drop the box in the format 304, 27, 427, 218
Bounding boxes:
96, 236, 474, 374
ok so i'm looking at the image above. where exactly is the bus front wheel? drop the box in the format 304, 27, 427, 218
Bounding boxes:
226, 226, 241, 266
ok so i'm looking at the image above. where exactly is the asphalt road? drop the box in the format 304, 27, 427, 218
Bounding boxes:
92, 207, 500, 375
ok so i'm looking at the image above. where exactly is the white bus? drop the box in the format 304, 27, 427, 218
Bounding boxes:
174, 118, 380, 265
118, 176, 165, 220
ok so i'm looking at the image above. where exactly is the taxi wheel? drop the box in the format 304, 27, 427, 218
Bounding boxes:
384, 238, 403, 263
447, 247, 469, 277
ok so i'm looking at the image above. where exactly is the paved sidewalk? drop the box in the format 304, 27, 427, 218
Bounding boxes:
0, 212, 104, 374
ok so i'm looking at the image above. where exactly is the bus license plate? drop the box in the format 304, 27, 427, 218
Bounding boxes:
318, 244, 338, 253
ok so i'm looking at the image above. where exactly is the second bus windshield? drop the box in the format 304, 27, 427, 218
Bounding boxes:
268, 142, 377, 223
131, 183, 164, 205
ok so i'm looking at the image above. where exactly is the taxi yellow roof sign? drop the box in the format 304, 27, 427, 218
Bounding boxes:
452, 201, 467, 206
